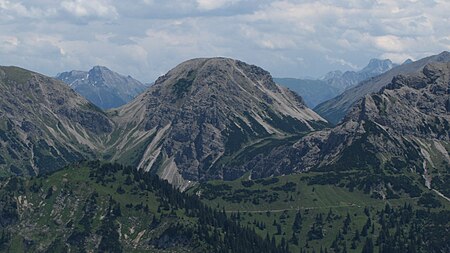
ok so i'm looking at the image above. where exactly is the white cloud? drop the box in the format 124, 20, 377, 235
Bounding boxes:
0, 0, 56, 19
0, 0, 449, 81
196, 0, 238, 10
60, 0, 118, 19
0, 35, 19, 52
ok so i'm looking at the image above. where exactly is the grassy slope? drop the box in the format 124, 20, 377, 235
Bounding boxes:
191, 172, 450, 253
0, 164, 201, 252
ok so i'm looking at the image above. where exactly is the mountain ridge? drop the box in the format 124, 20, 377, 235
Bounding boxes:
315, 51, 450, 124
275, 58, 395, 108
234, 61, 450, 198
56, 66, 147, 110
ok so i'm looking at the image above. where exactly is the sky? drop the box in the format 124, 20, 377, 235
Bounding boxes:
1, 0, 449, 83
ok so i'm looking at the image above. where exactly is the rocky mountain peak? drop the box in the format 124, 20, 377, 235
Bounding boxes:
57, 66, 147, 110
436, 50, 450, 61
403, 59, 414, 65
109, 57, 327, 186
361, 58, 394, 74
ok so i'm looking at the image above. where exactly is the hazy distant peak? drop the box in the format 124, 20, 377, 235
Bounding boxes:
436, 51, 450, 61
361, 58, 394, 74
56, 66, 147, 110
402, 59, 414, 65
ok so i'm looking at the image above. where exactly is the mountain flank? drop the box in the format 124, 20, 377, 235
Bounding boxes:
315, 51, 450, 124
0, 66, 112, 176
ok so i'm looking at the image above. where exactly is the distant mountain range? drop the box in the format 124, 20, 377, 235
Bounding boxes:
315, 51, 450, 124
56, 66, 147, 110
274, 59, 395, 108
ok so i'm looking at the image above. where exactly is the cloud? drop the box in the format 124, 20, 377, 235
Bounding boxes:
196, 0, 241, 10
0, 0, 449, 82
60, 0, 118, 20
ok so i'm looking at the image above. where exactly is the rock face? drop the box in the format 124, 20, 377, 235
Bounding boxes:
0, 66, 113, 176
274, 59, 395, 108
56, 66, 147, 110
108, 58, 328, 187
315, 51, 450, 124
241, 62, 450, 192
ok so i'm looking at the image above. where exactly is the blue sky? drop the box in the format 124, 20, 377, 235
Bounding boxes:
1, 0, 449, 82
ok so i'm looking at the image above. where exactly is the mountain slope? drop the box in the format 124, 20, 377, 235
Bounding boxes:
108, 58, 328, 187
0, 66, 112, 176
56, 66, 147, 110
235, 62, 450, 197
273, 78, 339, 108
193, 172, 449, 253
0, 162, 286, 253
315, 51, 450, 124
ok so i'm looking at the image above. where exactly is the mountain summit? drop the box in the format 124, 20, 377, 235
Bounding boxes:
108, 57, 328, 188
56, 66, 147, 110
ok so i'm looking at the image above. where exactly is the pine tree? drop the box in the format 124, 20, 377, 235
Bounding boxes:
362, 237, 374, 253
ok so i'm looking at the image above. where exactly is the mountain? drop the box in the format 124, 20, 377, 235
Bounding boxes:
315, 51, 450, 124
0, 66, 113, 176
56, 66, 147, 110
107, 57, 328, 188
322, 58, 396, 92
0, 162, 286, 253
273, 78, 339, 108
234, 62, 450, 198
274, 59, 394, 108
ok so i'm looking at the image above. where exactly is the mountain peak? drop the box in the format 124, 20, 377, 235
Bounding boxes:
56, 66, 147, 110
110, 57, 327, 185
360, 58, 394, 74
90, 65, 112, 73
402, 59, 414, 65
436, 50, 450, 61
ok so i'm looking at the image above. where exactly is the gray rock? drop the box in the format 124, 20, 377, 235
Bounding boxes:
56, 66, 147, 110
